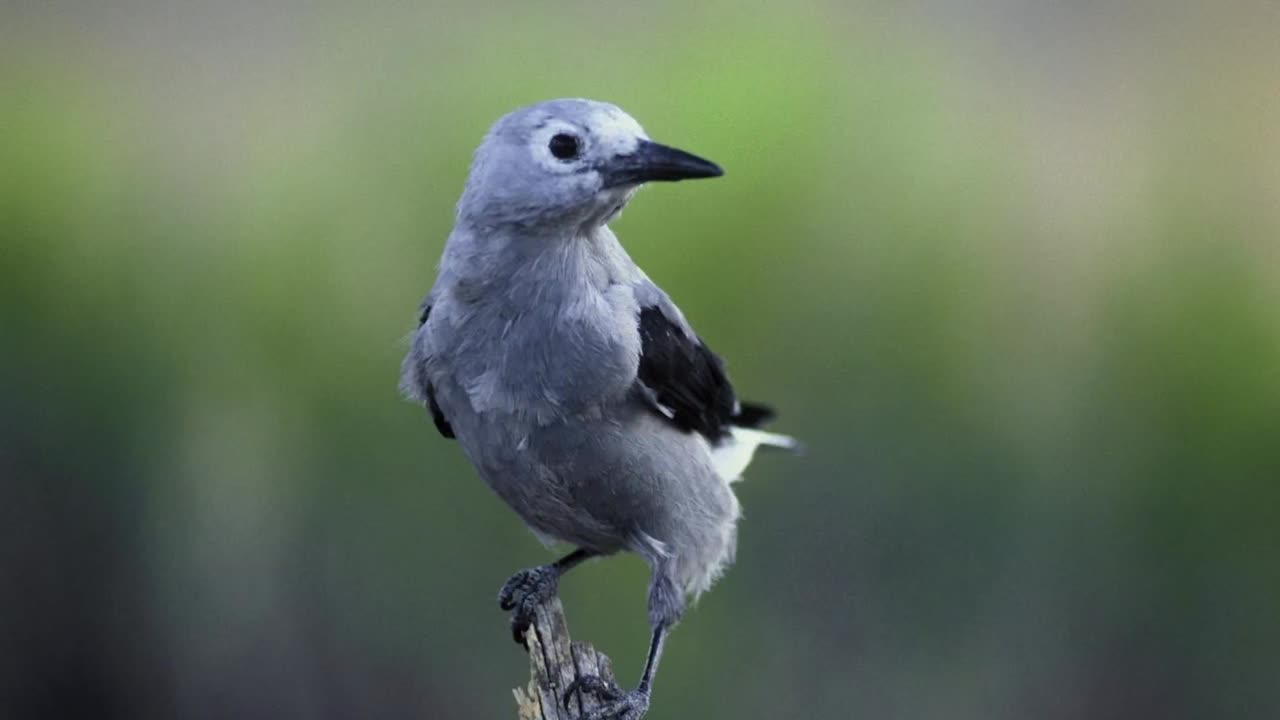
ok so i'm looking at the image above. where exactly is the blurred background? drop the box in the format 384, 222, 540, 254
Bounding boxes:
3, 1, 1279, 718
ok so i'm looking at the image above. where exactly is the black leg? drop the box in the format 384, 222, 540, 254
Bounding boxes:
564, 622, 668, 719
636, 623, 667, 695
551, 547, 595, 575
498, 548, 597, 646
563, 562, 681, 719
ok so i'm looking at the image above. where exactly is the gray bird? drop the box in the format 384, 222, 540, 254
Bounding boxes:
401, 99, 799, 720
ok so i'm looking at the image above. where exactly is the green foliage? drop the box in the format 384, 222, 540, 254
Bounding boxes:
2, 3, 1278, 718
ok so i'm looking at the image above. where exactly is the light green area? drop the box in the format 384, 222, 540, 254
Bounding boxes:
2, 2, 1277, 718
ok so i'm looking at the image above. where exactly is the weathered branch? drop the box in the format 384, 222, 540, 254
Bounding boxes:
512, 598, 618, 720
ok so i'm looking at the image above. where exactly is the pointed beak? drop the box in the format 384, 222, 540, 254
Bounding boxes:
600, 140, 724, 188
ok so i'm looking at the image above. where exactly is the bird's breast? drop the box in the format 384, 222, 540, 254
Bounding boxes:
451, 281, 641, 423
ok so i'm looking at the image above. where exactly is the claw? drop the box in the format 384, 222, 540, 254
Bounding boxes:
496, 565, 560, 647
563, 673, 623, 709
583, 688, 650, 720
511, 591, 539, 646
497, 568, 533, 610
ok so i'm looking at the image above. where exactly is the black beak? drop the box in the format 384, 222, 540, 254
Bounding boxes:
600, 139, 724, 188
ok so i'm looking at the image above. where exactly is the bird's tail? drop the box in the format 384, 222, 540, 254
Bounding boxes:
730, 401, 805, 455
712, 425, 804, 483
712, 400, 804, 481
734, 427, 804, 454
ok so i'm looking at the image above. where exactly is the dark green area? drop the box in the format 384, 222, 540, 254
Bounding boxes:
3, 3, 1277, 718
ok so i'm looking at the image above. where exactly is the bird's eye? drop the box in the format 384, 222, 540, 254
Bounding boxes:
548, 133, 580, 161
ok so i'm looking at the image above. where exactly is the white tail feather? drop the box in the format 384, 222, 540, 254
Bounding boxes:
710, 427, 800, 482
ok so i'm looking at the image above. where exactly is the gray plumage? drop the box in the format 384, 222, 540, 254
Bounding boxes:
400, 99, 796, 718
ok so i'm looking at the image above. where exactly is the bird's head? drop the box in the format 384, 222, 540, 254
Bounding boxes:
456, 99, 722, 230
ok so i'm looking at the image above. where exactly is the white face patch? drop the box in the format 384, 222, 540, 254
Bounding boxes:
507, 100, 653, 223
528, 105, 649, 175
588, 106, 648, 158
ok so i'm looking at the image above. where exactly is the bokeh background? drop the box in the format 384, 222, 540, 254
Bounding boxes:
4, 1, 1279, 718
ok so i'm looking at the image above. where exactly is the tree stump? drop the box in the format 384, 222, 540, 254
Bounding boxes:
512, 598, 619, 720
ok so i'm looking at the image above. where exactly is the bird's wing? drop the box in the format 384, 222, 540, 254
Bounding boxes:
415, 304, 454, 440
632, 290, 799, 480
631, 284, 779, 442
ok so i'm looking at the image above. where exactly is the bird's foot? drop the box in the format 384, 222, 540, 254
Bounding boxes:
564, 675, 650, 720
497, 565, 560, 646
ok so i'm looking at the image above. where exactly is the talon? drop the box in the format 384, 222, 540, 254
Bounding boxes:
511, 613, 528, 647
579, 688, 650, 720
497, 569, 533, 610
497, 565, 560, 647
563, 674, 623, 709
510, 595, 540, 646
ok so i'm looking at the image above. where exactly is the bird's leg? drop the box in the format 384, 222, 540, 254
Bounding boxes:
563, 623, 668, 720
636, 622, 667, 695
564, 569, 681, 719
498, 547, 595, 646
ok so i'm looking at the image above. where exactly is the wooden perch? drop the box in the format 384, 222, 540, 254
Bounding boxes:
512, 598, 619, 720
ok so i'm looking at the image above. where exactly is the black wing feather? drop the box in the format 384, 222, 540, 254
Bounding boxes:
732, 402, 776, 428
637, 306, 773, 441
426, 384, 455, 439
419, 305, 455, 439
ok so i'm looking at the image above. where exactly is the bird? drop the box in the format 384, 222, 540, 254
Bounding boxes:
400, 98, 799, 720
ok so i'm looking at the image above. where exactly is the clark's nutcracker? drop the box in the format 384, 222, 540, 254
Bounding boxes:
401, 99, 799, 720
